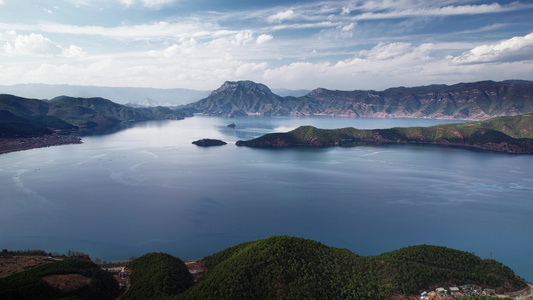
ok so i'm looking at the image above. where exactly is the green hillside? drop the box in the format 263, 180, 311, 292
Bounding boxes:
173, 236, 525, 299
0, 94, 189, 137
1, 237, 527, 299
0, 258, 119, 300
237, 114, 533, 153
473, 114, 533, 138
122, 253, 194, 300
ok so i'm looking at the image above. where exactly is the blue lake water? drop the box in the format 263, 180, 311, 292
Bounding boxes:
1, 116, 532, 282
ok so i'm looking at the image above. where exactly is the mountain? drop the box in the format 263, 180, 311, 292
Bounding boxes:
184, 80, 289, 117
271, 87, 311, 97
186, 80, 533, 120
0, 94, 190, 137
0, 83, 210, 106
236, 114, 533, 154
121, 236, 527, 299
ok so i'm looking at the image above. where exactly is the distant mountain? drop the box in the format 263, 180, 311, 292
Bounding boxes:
0, 94, 190, 137
120, 236, 527, 299
236, 114, 533, 154
0, 83, 210, 106
184, 80, 289, 117
271, 87, 311, 97
186, 80, 533, 120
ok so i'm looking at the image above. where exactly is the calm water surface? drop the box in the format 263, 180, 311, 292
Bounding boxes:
1, 116, 532, 281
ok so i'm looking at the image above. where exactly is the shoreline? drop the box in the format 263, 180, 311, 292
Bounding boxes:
0, 134, 82, 155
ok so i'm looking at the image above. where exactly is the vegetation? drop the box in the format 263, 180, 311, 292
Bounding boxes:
237, 114, 533, 153
1, 237, 527, 299
0, 94, 187, 137
122, 253, 194, 300
377, 245, 525, 295
0, 258, 119, 300
176, 236, 527, 299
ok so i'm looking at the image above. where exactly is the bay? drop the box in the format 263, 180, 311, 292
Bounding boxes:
0, 116, 532, 282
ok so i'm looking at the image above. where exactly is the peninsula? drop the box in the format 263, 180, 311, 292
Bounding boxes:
236, 114, 533, 154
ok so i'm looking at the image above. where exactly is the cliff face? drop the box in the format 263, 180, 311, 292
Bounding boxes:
186, 80, 533, 120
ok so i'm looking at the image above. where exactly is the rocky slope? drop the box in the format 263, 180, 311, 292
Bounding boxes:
185, 80, 533, 120
184, 81, 288, 117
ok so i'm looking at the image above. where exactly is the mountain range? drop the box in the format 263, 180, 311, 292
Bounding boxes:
185, 80, 533, 120
0, 84, 210, 107
0, 94, 190, 137
0, 83, 309, 107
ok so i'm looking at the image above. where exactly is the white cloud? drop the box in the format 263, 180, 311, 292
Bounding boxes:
359, 42, 413, 60
4, 33, 62, 56
120, 0, 176, 7
256, 34, 273, 44
267, 10, 296, 23
149, 38, 198, 57
452, 32, 533, 64
3, 33, 87, 58
233, 30, 254, 46
263, 42, 438, 90
60, 45, 87, 58
341, 22, 355, 31
341, 7, 350, 16
354, 2, 529, 20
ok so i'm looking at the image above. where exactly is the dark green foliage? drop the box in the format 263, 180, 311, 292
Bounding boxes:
176, 236, 526, 300
30, 115, 78, 130
0, 94, 49, 116
376, 245, 525, 295
0, 258, 119, 300
122, 253, 193, 300
178, 236, 384, 300
0, 249, 48, 256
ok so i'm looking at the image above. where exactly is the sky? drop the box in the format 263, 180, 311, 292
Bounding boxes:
1, 0, 533, 91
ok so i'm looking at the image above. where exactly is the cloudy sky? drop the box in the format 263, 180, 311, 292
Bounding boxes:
1, 0, 533, 91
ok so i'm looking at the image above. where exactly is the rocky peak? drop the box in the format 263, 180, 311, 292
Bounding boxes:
210, 80, 273, 97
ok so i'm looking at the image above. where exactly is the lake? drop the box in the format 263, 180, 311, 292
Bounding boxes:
1, 116, 532, 282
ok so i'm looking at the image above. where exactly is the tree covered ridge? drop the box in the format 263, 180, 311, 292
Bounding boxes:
175, 236, 526, 299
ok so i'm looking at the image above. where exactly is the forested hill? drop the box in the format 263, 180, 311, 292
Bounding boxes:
185, 80, 533, 119
236, 114, 533, 154
0, 94, 190, 137
119, 236, 527, 300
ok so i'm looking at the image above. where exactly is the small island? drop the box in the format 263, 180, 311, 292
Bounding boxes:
192, 138, 227, 146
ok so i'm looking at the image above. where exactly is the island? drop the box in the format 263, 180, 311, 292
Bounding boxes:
192, 138, 227, 146
236, 114, 533, 154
